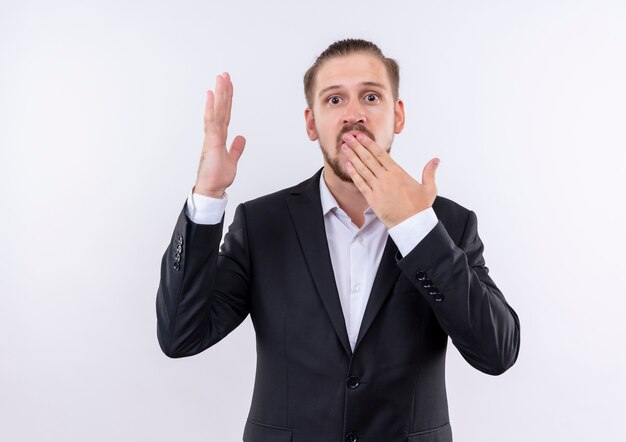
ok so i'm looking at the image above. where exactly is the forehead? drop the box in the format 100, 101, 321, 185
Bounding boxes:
315, 52, 390, 92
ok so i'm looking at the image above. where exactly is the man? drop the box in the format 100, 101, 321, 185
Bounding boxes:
156, 39, 520, 442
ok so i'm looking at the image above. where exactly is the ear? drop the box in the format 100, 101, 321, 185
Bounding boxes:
393, 99, 405, 134
304, 108, 318, 141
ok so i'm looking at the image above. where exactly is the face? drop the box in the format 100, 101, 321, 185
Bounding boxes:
305, 52, 405, 183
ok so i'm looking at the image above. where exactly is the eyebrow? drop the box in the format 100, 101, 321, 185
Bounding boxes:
318, 81, 386, 99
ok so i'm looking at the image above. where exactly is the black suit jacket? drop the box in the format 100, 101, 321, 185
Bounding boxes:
156, 167, 520, 442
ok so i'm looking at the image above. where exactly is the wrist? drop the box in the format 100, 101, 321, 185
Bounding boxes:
193, 184, 225, 199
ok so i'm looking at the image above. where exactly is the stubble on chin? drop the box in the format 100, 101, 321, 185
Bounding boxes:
320, 141, 353, 183
317, 122, 392, 183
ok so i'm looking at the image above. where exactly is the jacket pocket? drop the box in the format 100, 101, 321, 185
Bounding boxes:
243, 418, 293, 442
406, 422, 452, 442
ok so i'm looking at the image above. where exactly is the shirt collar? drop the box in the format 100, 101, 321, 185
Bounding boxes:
319, 167, 338, 216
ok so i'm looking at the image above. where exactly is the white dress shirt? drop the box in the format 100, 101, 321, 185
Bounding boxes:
185, 168, 438, 351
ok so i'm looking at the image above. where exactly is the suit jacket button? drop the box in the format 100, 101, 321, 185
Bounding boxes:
422, 279, 434, 288
177, 235, 183, 245
174, 253, 181, 263
173, 262, 180, 271
345, 432, 358, 442
427, 287, 440, 296
347, 376, 360, 389
434, 294, 445, 302
416, 271, 427, 281
176, 244, 182, 253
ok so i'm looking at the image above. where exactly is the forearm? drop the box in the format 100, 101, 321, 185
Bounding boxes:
396, 211, 521, 375
156, 202, 225, 357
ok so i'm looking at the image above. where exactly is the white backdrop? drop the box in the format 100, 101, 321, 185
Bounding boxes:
1, 0, 625, 441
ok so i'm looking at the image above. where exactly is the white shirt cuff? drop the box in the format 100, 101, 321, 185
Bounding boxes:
185, 188, 228, 225
387, 207, 438, 258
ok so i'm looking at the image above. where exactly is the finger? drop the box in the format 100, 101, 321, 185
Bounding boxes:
342, 134, 384, 178
224, 72, 233, 126
214, 74, 228, 124
341, 142, 377, 188
220, 72, 230, 116
354, 133, 396, 171
422, 158, 440, 187
229, 135, 246, 164
204, 90, 215, 124
345, 161, 372, 196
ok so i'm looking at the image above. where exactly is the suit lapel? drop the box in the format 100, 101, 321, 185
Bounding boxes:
286, 168, 353, 357
353, 237, 400, 353
285, 167, 403, 357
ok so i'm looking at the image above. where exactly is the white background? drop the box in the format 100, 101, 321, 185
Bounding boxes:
1, 0, 625, 441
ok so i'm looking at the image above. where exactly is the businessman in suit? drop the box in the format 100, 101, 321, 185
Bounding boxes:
156, 39, 520, 442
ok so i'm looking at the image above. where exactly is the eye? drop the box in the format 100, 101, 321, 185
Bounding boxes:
327, 96, 341, 105
365, 93, 380, 102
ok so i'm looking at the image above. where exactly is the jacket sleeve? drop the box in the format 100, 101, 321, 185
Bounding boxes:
156, 201, 251, 358
395, 210, 521, 375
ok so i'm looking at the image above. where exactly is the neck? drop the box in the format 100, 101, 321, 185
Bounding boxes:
322, 166, 369, 228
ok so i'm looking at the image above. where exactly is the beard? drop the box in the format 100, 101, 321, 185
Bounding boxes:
320, 142, 353, 182
319, 122, 392, 183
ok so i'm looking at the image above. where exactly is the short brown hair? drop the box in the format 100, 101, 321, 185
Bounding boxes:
303, 38, 400, 109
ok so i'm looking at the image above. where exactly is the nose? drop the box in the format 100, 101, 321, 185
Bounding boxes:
342, 99, 366, 125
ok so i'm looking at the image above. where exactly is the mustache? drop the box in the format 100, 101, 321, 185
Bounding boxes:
336, 123, 376, 145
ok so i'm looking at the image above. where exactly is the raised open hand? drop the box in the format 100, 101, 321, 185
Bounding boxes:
194, 72, 246, 198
